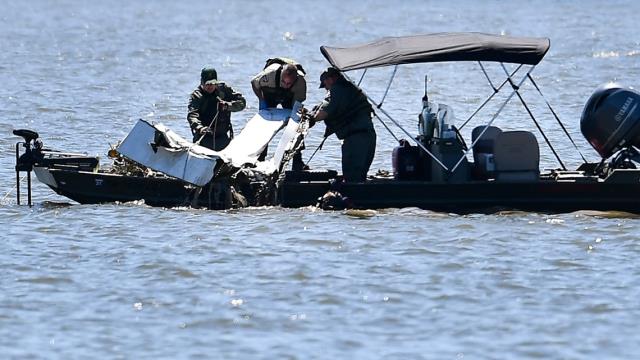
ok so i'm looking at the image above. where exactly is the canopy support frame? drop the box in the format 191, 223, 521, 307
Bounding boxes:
478, 61, 498, 92
526, 73, 589, 164
341, 71, 450, 171
498, 63, 567, 170
336, 59, 581, 174
450, 65, 537, 173
357, 68, 368, 86
459, 63, 523, 130
458, 61, 587, 172
377, 65, 398, 108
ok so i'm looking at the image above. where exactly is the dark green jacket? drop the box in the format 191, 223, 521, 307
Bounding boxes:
187, 83, 246, 137
319, 78, 373, 140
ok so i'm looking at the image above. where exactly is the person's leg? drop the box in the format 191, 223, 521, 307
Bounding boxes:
291, 141, 306, 171
195, 134, 214, 150
213, 135, 231, 151
257, 145, 268, 161
363, 131, 376, 177
342, 131, 376, 182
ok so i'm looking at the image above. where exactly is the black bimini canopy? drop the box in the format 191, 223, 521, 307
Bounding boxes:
320, 32, 550, 71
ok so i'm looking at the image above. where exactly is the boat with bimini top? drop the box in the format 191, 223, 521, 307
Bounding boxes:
12, 32, 640, 213
277, 33, 640, 213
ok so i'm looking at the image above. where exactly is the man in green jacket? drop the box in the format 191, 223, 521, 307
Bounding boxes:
306, 67, 376, 182
187, 68, 246, 151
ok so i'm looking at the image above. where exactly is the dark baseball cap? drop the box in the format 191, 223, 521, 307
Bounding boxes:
319, 67, 341, 88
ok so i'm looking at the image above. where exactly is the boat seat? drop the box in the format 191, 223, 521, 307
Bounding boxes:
493, 131, 540, 182
471, 125, 502, 179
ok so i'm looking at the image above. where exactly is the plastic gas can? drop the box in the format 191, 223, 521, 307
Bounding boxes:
392, 139, 420, 180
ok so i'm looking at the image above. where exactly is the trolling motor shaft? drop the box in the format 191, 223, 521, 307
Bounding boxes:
13, 129, 40, 207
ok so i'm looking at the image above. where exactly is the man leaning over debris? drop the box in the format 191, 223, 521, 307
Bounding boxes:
251, 58, 306, 112
187, 67, 246, 151
250, 57, 307, 162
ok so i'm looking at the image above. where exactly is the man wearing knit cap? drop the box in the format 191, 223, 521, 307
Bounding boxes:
187, 67, 246, 151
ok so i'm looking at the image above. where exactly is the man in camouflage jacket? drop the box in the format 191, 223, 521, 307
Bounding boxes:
188, 68, 246, 151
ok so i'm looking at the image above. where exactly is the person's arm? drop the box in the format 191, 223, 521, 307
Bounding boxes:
222, 85, 246, 112
314, 87, 339, 122
290, 100, 303, 122
312, 87, 343, 137
250, 72, 264, 100
187, 90, 205, 135
308, 102, 329, 127
293, 75, 307, 103
314, 109, 329, 121
251, 73, 269, 110
313, 108, 332, 138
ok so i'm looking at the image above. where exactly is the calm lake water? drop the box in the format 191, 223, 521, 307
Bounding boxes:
2, 0, 640, 358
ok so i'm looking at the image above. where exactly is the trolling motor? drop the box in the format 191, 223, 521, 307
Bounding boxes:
581, 83, 640, 173
13, 129, 42, 206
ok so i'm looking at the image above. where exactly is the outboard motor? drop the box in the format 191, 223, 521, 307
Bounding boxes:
581, 83, 640, 159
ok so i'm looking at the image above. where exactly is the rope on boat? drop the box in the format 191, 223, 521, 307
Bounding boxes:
195, 110, 220, 146
2, 175, 27, 204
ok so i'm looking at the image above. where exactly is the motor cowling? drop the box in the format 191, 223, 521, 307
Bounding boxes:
580, 83, 640, 159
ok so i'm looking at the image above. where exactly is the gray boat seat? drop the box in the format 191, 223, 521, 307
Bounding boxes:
493, 130, 540, 182
472, 125, 502, 179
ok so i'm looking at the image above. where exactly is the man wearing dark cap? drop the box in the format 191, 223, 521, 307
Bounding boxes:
306, 67, 376, 182
187, 67, 246, 151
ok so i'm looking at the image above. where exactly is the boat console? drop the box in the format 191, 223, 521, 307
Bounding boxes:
391, 79, 473, 183
392, 88, 542, 184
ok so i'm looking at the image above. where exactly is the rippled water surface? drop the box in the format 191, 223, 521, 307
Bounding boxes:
2, 0, 640, 358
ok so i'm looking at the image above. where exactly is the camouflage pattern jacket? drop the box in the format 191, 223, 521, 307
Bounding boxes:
187, 83, 246, 137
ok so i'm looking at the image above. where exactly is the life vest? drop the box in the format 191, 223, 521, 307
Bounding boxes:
263, 57, 306, 75
260, 57, 306, 108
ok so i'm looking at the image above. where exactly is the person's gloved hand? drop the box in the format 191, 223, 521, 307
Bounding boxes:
218, 100, 230, 111
300, 111, 315, 128
197, 126, 212, 136
259, 99, 268, 110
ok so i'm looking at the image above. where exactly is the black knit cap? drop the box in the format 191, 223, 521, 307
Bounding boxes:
200, 67, 218, 84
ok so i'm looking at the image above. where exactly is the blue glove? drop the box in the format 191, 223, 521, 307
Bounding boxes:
259, 99, 268, 110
